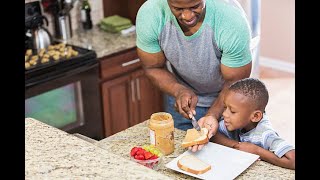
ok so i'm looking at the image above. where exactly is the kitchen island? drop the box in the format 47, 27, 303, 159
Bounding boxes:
26, 116, 295, 179
96, 120, 295, 180
25, 118, 171, 179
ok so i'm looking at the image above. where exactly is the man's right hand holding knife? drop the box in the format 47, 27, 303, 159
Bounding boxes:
174, 88, 219, 152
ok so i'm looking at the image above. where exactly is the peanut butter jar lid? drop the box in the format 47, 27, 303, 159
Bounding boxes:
149, 112, 174, 129
150, 112, 172, 123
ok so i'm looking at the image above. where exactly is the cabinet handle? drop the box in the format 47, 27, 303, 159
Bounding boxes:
136, 78, 140, 100
122, 59, 140, 67
131, 80, 135, 102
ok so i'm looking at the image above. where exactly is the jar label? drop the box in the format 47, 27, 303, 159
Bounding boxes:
149, 129, 156, 145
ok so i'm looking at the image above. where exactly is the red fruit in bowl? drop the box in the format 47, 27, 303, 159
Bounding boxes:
134, 154, 145, 160
130, 147, 140, 156
136, 149, 146, 155
149, 155, 158, 160
144, 151, 153, 160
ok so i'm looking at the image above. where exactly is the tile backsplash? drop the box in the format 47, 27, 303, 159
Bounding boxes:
25, 0, 104, 37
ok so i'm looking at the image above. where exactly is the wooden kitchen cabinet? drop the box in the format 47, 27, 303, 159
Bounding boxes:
100, 48, 163, 137
102, 0, 146, 24
130, 69, 163, 127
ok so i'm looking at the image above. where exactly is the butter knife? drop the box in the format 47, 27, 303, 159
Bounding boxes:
191, 116, 201, 132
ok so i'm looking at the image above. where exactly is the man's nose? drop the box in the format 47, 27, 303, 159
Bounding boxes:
181, 9, 194, 21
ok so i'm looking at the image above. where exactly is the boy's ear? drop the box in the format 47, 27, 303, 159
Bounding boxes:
251, 110, 263, 123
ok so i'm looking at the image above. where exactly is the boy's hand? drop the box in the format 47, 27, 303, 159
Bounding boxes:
233, 142, 259, 154
198, 115, 218, 139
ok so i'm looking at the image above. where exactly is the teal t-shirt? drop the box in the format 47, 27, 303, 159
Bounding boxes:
136, 0, 252, 107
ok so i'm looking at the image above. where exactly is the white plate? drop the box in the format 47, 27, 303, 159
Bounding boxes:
165, 142, 259, 180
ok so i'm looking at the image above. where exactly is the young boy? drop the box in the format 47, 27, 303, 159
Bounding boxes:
212, 78, 295, 170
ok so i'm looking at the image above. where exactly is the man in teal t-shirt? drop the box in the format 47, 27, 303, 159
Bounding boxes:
136, 0, 252, 151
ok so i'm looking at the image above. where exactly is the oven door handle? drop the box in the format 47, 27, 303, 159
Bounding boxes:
26, 62, 98, 88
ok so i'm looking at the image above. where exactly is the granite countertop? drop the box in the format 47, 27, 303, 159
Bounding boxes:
66, 26, 136, 59
25, 118, 171, 179
96, 121, 295, 180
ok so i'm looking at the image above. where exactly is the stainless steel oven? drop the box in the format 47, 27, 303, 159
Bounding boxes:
25, 44, 104, 140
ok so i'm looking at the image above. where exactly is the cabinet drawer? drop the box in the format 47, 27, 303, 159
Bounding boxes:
100, 48, 141, 80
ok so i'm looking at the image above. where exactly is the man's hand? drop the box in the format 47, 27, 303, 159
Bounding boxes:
188, 115, 219, 152
174, 88, 198, 119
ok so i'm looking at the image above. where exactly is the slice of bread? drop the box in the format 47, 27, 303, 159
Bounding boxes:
181, 128, 209, 148
177, 154, 211, 174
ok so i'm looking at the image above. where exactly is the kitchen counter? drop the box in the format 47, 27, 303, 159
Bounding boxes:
96, 120, 295, 180
25, 118, 171, 179
66, 26, 136, 59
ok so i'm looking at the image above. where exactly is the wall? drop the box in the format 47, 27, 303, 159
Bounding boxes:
237, 0, 294, 73
260, 0, 295, 64
25, 0, 104, 36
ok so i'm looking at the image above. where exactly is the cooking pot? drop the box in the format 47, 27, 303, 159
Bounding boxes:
31, 15, 52, 53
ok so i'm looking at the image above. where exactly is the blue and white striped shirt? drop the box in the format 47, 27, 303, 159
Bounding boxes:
218, 114, 294, 158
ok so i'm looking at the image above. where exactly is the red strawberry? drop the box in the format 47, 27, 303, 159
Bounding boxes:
135, 154, 145, 160
130, 147, 140, 156
149, 155, 158, 160
144, 151, 153, 160
136, 149, 146, 155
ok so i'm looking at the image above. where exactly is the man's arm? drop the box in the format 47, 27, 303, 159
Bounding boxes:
137, 48, 197, 119
233, 142, 295, 170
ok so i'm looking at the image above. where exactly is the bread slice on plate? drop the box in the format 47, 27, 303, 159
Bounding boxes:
177, 154, 211, 174
181, 128, 209, 148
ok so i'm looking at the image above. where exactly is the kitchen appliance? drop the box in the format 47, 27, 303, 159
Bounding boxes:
25, 1, 104, 140
32, 15, 52, 52
42, 0, 74, 41
25, 1, 52, 53
57, 14, 73, 41
25, 42, 104, 140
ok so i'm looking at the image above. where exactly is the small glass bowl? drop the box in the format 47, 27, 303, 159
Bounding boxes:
130, 155, 163, 170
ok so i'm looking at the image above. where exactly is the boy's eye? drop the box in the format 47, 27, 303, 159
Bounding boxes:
174, 7, 183, 11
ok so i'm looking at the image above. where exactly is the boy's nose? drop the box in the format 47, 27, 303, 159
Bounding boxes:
222, 110, 228, 118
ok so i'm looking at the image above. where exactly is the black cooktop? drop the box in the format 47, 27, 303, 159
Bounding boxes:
25, 43, 98, 88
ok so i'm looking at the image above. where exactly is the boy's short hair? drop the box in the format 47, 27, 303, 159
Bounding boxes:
229, 78, 269, 111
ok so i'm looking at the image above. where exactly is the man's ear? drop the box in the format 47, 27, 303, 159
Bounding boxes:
251, 110, 263, 123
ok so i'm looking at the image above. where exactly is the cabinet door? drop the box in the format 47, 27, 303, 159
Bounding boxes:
131, 69, 163, 125
102, 0, 146, 24
101, 74, 133, 136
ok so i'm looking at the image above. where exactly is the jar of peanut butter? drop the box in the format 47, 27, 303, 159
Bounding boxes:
149, 112, 174, 155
